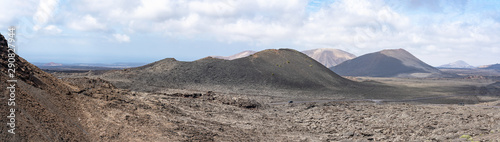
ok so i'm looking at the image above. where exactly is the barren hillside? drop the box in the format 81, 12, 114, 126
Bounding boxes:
0, 33, 88, 141
100, 49, 368, 99
302, 48, 356, 68
331, 49, 454, 78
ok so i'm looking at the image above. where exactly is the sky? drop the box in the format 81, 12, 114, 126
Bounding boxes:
0, 0, 499, 66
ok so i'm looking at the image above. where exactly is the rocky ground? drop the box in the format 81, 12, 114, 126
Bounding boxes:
61, 77, 500, 141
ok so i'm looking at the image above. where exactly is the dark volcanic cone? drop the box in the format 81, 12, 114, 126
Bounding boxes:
102, 49, 358, 96
331, 49, 454, 78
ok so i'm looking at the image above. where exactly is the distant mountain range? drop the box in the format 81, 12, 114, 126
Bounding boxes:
438, 60, 474, 69
212, 48, 356, 68
33, 62, 147, 71
331, 49, 455, 78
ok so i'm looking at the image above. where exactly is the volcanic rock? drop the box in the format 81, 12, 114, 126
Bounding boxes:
0, 33, 88, 141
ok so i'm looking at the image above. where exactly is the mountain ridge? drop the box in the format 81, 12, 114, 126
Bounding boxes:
479, 63, 500, 70
331, 49, 453, 78
439, 60, 474, 69
302, 48, 356, 68
102, 48, 363, 98
211, 48, 357, 68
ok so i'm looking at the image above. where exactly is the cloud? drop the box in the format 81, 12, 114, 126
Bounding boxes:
68, 14, 106, 31
0, 0, 38, 30
132, 0, 176, 21
408, 0, 442, 12
296, 0, 411, 50
42, 25, 62, 34
113, 33, 130, 43
188, 1, 236, 17
33, 0, 59, 31
7, 0, 500, 66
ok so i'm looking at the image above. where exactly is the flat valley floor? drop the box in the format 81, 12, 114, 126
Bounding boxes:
55, 73, 500, 141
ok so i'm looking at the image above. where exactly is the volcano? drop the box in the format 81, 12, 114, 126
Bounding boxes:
439, 60, 474, 69
331, 49, 453, 78
302, 48, 356, 68
102, 49, 359, 95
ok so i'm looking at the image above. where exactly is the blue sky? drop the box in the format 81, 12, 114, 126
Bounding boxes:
0, 0, 499, 66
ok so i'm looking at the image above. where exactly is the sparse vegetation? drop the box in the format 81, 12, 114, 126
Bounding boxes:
460, 134, 472, 140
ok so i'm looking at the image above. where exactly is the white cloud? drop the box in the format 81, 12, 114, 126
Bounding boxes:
132, 0, 176, 21
296, 0, 412, 51
42, 25, 62, 34
6, 0, 500, 66
188, 1, 236, 17
68, 14, 106, 31
0, 0, 38, 30
33, 0, 59, 31
113, 33, 130, 43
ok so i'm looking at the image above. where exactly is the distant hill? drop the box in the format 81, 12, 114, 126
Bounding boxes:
331, 49, 454, 78
211, 48, 356, 68
438, 60, 474, 69
0, 33, 88, 141
302, 48, 356, 68
102, 49, 361, 95
479, 64, 500, 70
210, 50, 257, 60
43, 62, 63, 66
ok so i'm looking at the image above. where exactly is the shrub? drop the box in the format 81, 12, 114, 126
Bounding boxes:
459, 134, 472, 141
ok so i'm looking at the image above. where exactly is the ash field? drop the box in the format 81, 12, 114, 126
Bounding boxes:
1, 33, 500, 141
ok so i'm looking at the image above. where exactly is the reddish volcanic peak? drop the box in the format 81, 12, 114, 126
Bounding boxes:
43, 62, 63, 66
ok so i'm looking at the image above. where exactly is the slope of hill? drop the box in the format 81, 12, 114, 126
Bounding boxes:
438, 60, 474, 68
479, 64, 500, 70
487, 81, 500, 95
302, 48, 356, 68
101, 49, 362, 98
0, 33, 88, 141
210, 50, 257, 60
331, 49, 452, 77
